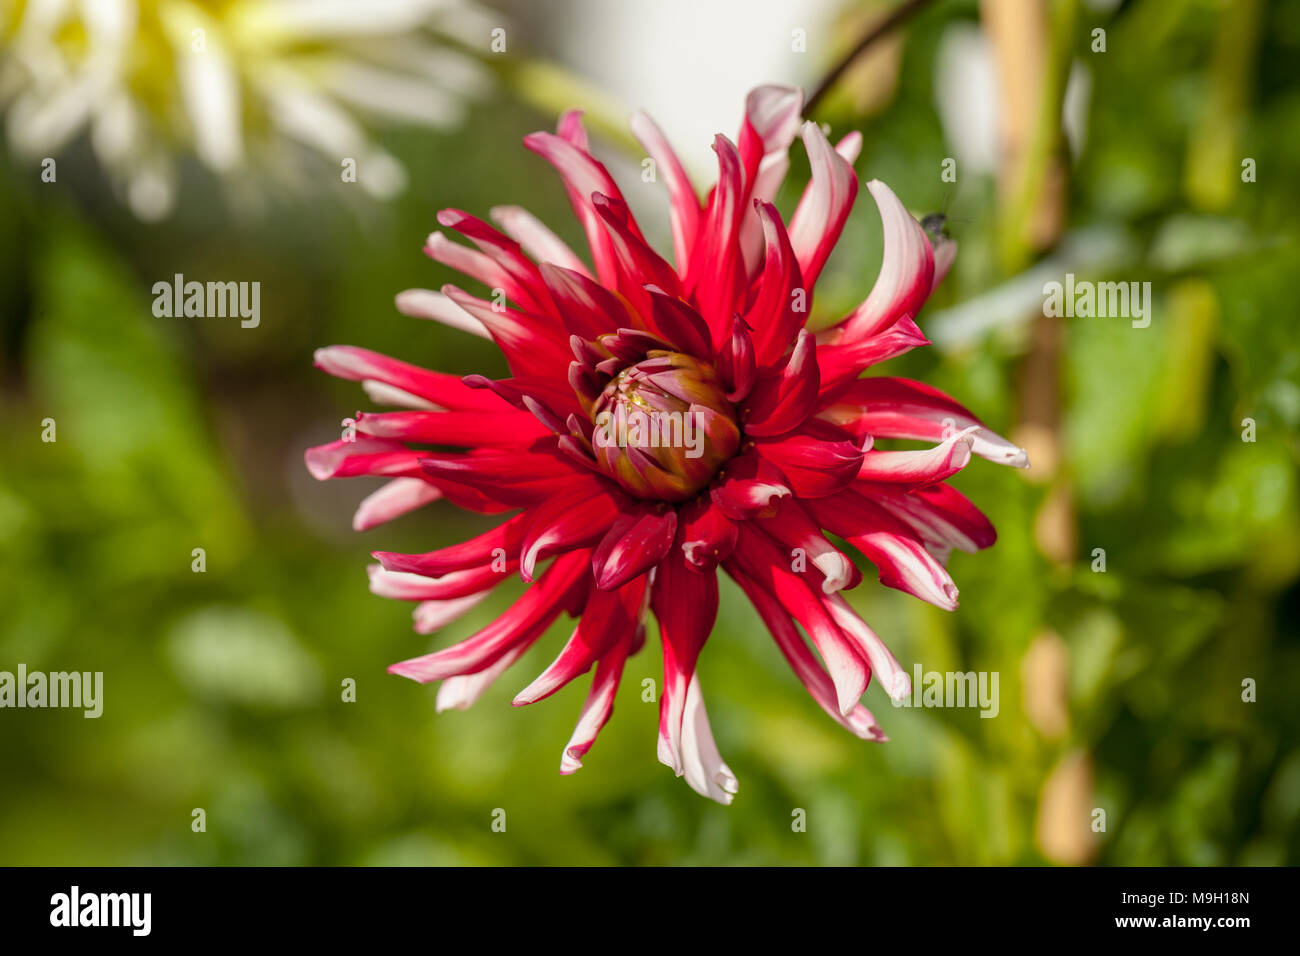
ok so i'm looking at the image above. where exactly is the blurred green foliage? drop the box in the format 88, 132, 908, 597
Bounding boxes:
1, 0, 1298, 865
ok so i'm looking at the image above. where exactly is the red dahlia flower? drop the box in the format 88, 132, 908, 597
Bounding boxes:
306, 85, 1028, 804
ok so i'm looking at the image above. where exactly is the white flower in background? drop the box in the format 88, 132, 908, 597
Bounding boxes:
0, 0, 497, 219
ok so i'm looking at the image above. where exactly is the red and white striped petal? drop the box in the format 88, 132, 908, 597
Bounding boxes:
679, 675, 739, 805
788, 121, 859, 290
731, 566, 886, 740
387, 549, 590, 683
817, 376, 1029, 467
855, 425, 977, 484
413, 590, 492, 635
560, 636, 631, 774
822, 594, 913, 702
514, 577, 645, 705
829, 180, 935, 343
353, 477, 443, 532
490, 204, 593, 277
652, 546, 718, 776
630, 109, 702, 271
435, 639, 532, 713
394, 287, 490, 339
313, 346, 501, 410
727, 528, 869, 715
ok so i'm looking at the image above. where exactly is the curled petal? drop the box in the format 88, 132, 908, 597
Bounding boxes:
822, 594, 912, 701
678, 495, 739, 570
710, 452, 791, 520
373, 513, 527, 576
680, 675, 739, 805
788, 121, 858, 290
414, 591, 493, 635
817, 376, 1029, 467
832, 180, 935, 343
815, 316, 929, 390
855, 426, 977, 485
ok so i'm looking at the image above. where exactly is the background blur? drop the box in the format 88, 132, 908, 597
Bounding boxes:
2, 0, 1298, 865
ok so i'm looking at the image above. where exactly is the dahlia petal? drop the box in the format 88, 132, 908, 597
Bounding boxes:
514, 578, 645, 705
305, 436, 425, 480
519, 487, 623, 582
727, 528, 870, 714
737, 85, 804, 275
592, 192, 682, 312
817, 377, 1029, 467
718, 312, 757, 402
490, 204, 593, 278
742, 329, 820, 438
355, 410, 549, 447
931, 236, 957, 292
560, 637, 631, 774
436, 640, 531, 713
710, 453, 792, 521
788, 121, 859, 290
373, 513, 527, 576
419, 445, 597, 507
758, 499, 858, 594
441, 284, 571, 380
678, 496, 739, 570
368, 562, 515, 601
815, 316, 930, 390
652, 547, 718, 776
353, 477, 443, 532
524, 128, 641, 288
387, 549, 590, 683
360, 380, 440, 410
436, 208, 559, 318
737, 85, 804, 187
855, 425, 977, 485
313, 346, 502, 410
835, 130, 864, 164
805, 492, 960, 610
629, 109, 701, 270
424, 231, 511, 293
680, 675, 739, 805
540, 263, 638, 338
591, 505, 678, 591
645, 289, 713, 360
730, 566, 886, 740
823, 594, 913, 701
860, 481, 997, 556
684, 135, 747, 342
832, 180, 936, 343
394, 287, 491, 339
751, 425, 864, 498
413, 590, 492, 635
745, 201, 807, 368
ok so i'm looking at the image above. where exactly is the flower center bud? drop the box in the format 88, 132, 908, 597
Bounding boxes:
591, 351, 741, 502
